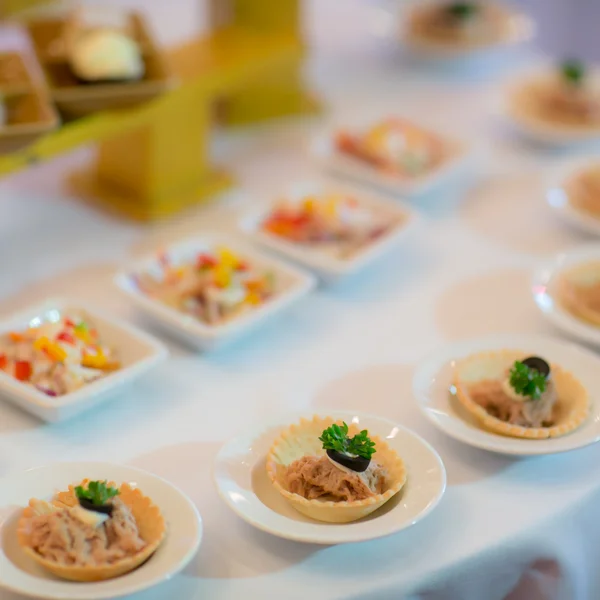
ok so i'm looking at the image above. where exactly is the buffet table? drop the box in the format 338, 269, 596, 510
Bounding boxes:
2, 1, 600, 599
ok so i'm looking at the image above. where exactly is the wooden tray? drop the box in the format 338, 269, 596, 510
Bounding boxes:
26, 12, 175, 119
0, 52, 58, 153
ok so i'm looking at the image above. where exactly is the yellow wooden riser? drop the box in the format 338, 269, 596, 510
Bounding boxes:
0, 3, 319, 221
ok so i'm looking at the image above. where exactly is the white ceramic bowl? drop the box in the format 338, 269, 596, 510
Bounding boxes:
115, 235, 316, 352
546, 157, 600, 236
413, 333, 600, 456
240, 181, 420, 283
214, 410, 446, 544
310, 125, 472, 198
0, 462, 202, 600
532, 245, 600, 347
0, 299, 168, 422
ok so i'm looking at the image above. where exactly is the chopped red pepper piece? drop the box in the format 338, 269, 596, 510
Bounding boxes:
236, 261, 249, 272
197, 253, 217, 269
64, 318, 76, 328
56, 331, 76, 345
14, 361, 31, 381
0, 354, 7, 369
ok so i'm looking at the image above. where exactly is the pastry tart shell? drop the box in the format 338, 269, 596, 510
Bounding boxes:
453, 350, 589, 439
266, 415, 407, 523
17, 479, 166, 582
559, 262, 600, 327
509, 80, 600, 136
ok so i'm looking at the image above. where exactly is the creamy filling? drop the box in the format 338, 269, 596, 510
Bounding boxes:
284, 455, 386, 502
469, 378, 557, 428
27, 497, 146, 566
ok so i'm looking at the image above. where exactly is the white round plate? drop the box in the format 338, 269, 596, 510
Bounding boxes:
546, 158, 600, 236
213, 411, 446, 544
0, 462, 202, 600
532, 245, 600, 347
413, 333, 600, 456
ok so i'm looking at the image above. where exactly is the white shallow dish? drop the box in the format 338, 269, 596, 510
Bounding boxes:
240, 181, 420, 283
310, 125, 472, 198
532, 245, 600, 347
214, 410, 446, 544
0, 462, 202, 600
0, 299, 168, 422
546, 157, 600, 236
413, 333, 600, 456
116, 235, 316, 352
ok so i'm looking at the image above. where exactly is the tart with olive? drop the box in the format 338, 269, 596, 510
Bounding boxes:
17, 479, 166, 582
510, 60, 600, 137
406, 1, 517, 52
559, 261, 600, 327
266, 415, 406, 523
453, 351, 589, 439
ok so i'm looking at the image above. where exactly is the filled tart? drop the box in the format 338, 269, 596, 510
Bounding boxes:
564, 164, 600, 218
266, 415, 406, 523
510, 60, 600, 134
559, 261, 600, 327
406, 1, 515, 50
17, 479, 166, 582
453, 351, 589, 439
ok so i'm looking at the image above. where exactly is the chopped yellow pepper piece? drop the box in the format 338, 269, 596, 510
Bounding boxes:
213, 264, 232, 288
82, 350, 108, 369
245, 291, 262, 305
33, 336, 67, 362
218, 247, 239, 269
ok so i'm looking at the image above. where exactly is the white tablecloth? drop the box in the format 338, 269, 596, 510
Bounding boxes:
1, 2, 600, 599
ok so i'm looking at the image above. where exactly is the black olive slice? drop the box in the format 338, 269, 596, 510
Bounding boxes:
326, 449, 370, 473
78, 498, 114, 516
522, 356, 551, 379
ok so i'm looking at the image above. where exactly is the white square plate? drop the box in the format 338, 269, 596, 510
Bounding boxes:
240, 181, 420, 283
0, 299, 168, 422
115, 235, 316, 351
310, 123, 472, 198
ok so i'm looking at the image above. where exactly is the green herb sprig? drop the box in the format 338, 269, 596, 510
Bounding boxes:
561, 59, 585, 86
509, 361, 547, 400
75, 481, 119, 507
319, 422, 376, 460
447, 3, 478, 19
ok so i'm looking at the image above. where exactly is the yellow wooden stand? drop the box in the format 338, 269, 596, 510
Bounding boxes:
0, 1, 320, 221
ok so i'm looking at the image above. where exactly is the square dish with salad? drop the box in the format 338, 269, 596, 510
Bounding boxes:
311, 117, 471, 197
116, 236, 316, 351
241, 182, 418, 282
0, 300, 167, 422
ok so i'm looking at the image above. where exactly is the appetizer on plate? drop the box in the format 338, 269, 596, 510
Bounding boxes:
261, 192, 395, 259
509, 60, 600, 139
67, 6, 144, 83
0, 314, 120, 397
335, 118, 447, 179
266, 415, 406, 523
563, 162, 600, 219
453, 351, 589, 438
406, 1, 517, 50
134, 246, 276, 326
17, 479, 166, 582
559, 261, 600, 326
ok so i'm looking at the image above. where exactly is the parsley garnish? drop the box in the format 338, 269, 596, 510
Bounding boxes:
561, 59, 585, 86
75, 481, 119, 506
319, 422, 376, 460
447, 3, 478, 19
509, 361, 547, 400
